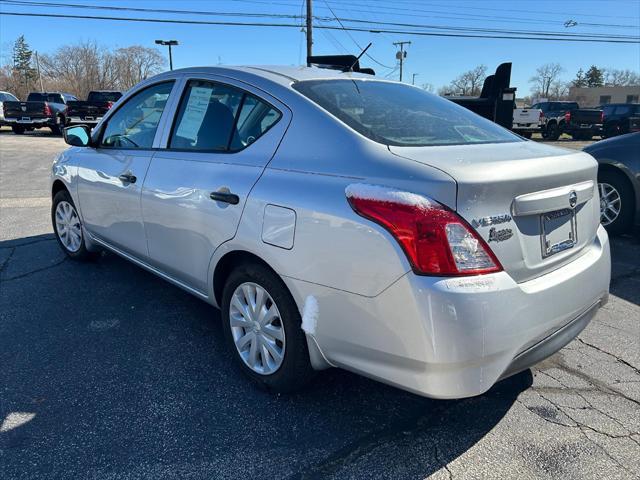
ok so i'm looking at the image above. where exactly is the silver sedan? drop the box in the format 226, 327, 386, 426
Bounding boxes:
51, 66, 610, 398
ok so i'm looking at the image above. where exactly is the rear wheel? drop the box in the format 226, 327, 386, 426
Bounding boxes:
545, 122, 560, 141
221, 262, 314, 393
573, 131, 593, 141
52, 189, 95, 260
11, 125, 25, 134
598, 170, 634, 235
50, 115, 65, 135
603, 123, 620, 139
519, 131, 532, 139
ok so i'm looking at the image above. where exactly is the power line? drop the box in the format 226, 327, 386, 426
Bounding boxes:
320, 0, 394, 69
2, 0, 637, 41
0, 11, 638, 44
5, 0, 638, 30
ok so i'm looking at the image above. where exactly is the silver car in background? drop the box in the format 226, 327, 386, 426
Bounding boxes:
51, 66, 610, 399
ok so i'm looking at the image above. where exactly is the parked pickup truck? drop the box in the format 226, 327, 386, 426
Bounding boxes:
0, 91, 19, 126
3, 92, 78, 135
563, 108, 603, 140
601, 103, 640, 137
67, 90, 122, 127
512, 106, 542, 138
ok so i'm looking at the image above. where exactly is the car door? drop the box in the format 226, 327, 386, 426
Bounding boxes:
141, 76, 290, 293
76, 80, 178, 258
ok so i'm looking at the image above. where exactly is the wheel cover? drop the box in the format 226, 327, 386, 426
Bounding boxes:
229, 282, 286, 375
55, 200, 82, 252
598, 182, 622, 226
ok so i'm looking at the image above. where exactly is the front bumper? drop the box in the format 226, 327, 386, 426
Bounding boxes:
285, 226, 610, 399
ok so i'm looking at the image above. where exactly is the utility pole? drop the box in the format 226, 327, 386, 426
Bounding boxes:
412, 73, 418, 85
35, 51, 44, 92
306, 0, 313, 66
393, 41, 411, 82
155, 40, 178, 70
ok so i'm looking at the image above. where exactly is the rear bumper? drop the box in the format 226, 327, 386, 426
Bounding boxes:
68, 116, 101, 125
285, 225, 611, 399
4, 117, 53, 126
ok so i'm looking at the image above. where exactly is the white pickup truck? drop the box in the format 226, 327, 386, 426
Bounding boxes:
512, 107, 543, 138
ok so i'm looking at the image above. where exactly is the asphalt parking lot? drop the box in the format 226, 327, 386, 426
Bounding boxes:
1, 129, 638, 480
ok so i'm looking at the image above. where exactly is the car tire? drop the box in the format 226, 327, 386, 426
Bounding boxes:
519, 132, 532, 139
51, 189, 96, 260
573, 132, 593, 141
50, 115, 65, 135
603, 123, 620, 139
12, 125, 25, 134
546, 122, 560, 141
598, 170, 634, 236
221, 262, 314, 393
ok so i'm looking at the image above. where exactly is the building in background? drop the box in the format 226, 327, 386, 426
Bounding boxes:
569, 86, 640, 107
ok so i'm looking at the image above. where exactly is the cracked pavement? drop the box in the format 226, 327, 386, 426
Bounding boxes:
1, 130, 639, 479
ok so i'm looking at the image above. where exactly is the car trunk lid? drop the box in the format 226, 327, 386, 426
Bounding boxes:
390, 141, 600, 283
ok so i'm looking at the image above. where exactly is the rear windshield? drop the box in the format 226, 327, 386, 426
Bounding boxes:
88, 91, 122, 102
27, 93, 63, 103
293, 79, 522, 147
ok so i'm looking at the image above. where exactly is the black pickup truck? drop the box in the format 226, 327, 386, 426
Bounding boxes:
3, 92, 77, 135
563, 107, 603, 140
601, 103, 640, 137
67, 90, 122, 126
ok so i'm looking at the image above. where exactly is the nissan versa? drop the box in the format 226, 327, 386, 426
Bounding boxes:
51, 66, 611, 399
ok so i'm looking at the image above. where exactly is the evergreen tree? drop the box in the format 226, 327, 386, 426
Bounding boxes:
585, 65, 604, 87
572, 68, 587, 88
12, 35, 36, 88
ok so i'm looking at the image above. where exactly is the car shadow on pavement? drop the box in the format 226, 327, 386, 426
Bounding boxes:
608, 233, 640, 306
1, 234, 532, 479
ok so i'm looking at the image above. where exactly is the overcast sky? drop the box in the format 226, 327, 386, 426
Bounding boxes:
1, 0, 639, 95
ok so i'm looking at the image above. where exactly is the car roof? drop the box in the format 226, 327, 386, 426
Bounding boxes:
158, 65, 376, 87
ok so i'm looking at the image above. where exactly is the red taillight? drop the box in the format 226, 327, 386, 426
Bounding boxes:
565, 111, 571, 123
43, 104, 51, 116
106, 101, 114, 109
539, 111, 544, 121
346, 185, 503, 276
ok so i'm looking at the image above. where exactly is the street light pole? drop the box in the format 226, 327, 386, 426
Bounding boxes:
412, 73, 418, 85
155, 40, 179, 70
393, 41, 411, 82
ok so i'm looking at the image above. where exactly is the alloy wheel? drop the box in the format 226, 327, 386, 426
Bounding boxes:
229, 282, 286, 375
599, 182, 622, 226
55, 200, 82, 252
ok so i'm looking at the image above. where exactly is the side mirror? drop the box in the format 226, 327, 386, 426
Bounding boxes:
63, 125, 91, 147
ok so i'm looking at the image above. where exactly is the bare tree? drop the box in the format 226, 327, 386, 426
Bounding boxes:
438, 65, 487, 96
420, 82, 434, 93
39, 40, 118, 97
604, 68, 640, 86
114, 46, 165, 90
529, 63, 564, 99
549, 80, 570, 100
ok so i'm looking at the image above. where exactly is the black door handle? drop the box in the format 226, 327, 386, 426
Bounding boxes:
210, 191, 240, 205
118, 173, 137, 184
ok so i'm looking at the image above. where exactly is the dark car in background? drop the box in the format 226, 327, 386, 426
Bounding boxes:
67, 90, 123, 127
601, 103, 640, 138
3, 92, 77, 135
585, 133, 640, 235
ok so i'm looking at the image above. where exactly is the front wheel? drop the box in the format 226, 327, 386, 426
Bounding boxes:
52, 189, 95, 260
221, 262, 314, 393
598, 171, 634, 235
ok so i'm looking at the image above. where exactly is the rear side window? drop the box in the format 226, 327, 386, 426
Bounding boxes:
602, 105, 615, 116
88, 91, 123, 102
293, 79, 520, 147
170, 79, 281, 152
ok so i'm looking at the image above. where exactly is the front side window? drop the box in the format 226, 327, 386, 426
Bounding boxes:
293, 79, 521, 147
170, 80, 281, 152
100, 81, 174, 149
615, 105, 631, 115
